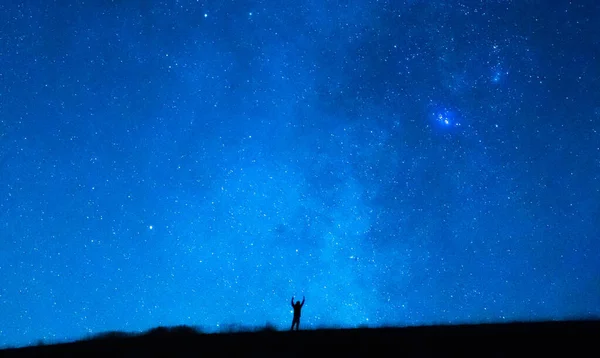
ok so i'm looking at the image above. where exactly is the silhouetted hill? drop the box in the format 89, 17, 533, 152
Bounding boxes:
1, 320, 599, 357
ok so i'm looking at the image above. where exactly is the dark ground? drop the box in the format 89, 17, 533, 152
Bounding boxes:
1, 320, 599, 357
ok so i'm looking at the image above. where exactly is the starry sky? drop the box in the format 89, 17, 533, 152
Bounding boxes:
1, 0, 599, 348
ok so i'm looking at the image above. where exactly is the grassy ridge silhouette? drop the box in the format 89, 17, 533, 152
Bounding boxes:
1, 318, 599, 357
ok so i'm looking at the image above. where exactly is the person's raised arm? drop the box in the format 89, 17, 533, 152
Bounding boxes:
301, 296, 305, 307
291, 296, 294, 307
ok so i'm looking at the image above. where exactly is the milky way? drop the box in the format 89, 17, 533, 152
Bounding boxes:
1, 0, 599, 348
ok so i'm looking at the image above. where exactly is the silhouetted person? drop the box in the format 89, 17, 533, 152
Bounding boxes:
290, 296, 305, 331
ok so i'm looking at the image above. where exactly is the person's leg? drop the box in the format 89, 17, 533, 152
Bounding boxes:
297, 318, 301, 331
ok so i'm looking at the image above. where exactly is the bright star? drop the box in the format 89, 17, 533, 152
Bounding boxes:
431, 107, 460, 128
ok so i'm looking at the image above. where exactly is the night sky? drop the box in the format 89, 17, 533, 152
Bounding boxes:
1, 0, 599, 348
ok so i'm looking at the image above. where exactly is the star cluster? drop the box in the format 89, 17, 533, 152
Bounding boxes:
0, 0, 599, 348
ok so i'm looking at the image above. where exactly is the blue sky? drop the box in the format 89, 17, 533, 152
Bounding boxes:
0, 0, 599, 348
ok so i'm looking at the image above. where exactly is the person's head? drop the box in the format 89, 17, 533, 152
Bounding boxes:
295, 301, 301, 306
